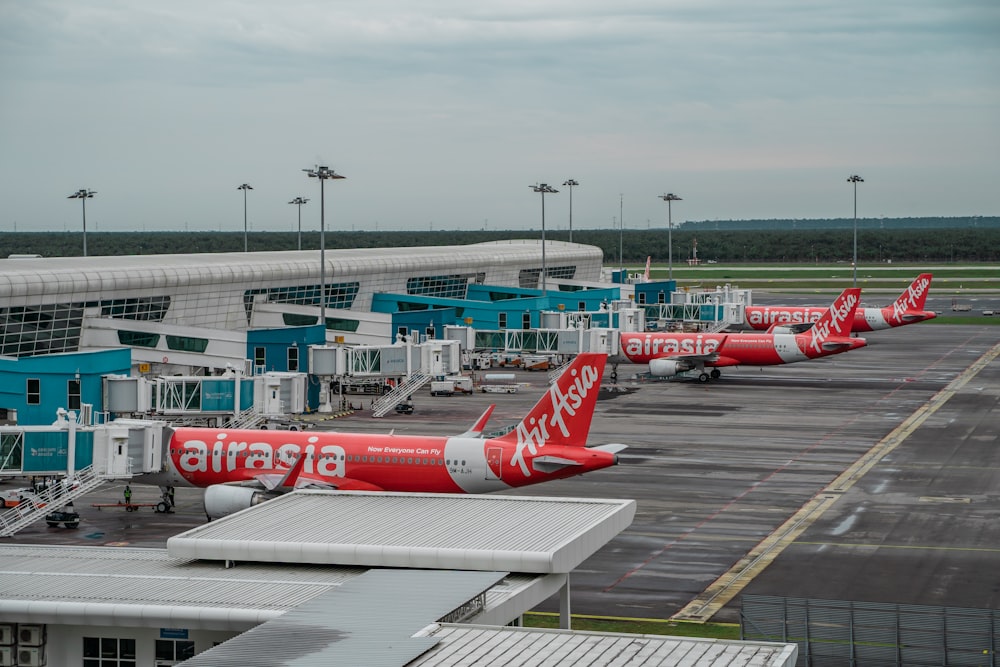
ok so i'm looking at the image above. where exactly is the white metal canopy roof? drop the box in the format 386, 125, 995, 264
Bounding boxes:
166, 490, 637, 573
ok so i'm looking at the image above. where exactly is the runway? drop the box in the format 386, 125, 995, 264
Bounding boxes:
4, 323, 998, 626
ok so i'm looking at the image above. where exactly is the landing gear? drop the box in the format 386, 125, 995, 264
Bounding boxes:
710, 369, 721, 379
698, 372, 710, 382
698, 369, 721, 382
609, 364, 618, 383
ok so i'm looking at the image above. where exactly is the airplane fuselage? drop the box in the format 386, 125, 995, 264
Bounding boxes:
744, 306, 935, 332
744, 273, 935, 332
140, 428, 619, 494
619, 331, 854, 367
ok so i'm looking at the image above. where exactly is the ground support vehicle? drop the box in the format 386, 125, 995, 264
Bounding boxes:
45, 507, 80, 528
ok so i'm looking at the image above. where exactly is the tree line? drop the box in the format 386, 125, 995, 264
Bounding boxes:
1, 226, 998, 263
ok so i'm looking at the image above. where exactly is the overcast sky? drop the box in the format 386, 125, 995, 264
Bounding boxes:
1, 1, 997, 235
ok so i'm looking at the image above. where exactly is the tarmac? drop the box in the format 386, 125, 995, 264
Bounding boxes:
2, 322, 998, 627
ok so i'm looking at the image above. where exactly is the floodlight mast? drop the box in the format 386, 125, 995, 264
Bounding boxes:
237, 183, 253, 252
67, 189, 96, 257
562, 179, 578, 243
304, 166, 346, 327
658, 193, 682, 280
847, 175, 864, 287
529, 183, 559, 295
288, 197, 310, 251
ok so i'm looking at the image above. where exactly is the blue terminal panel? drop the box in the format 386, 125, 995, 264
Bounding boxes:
19, 430, 95, 474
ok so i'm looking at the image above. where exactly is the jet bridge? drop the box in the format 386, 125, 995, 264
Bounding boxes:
0, 414, 168, 536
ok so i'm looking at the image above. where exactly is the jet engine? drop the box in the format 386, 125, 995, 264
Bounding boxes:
203, 484, 271, 520
648, 358, 695, 377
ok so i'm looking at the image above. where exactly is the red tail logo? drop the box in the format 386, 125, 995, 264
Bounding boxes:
496, 353, 605, 476
807, 288, 861, 353
891, 273, 932, 319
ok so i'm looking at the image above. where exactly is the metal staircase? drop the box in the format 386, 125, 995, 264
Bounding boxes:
371, 372, 431, 418
222, 407, 266, 430
0, 466, 108, 537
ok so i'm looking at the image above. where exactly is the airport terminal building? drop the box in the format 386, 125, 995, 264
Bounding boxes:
0, 239, 603, 361
0, 240, 612, 424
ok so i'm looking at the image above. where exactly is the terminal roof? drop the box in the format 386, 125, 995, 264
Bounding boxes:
166, 490, 637, 573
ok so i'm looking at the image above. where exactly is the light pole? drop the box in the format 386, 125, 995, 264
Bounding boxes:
619, 194, 624, 277
529, 183, 558, 295
67, 189, 96, 257
562, 179, 578, 243
237, 183, 253, 252
658, 193, 682, 280
288, 197, 309, 251
847, 175, 864, 287
304, 166, 346, 326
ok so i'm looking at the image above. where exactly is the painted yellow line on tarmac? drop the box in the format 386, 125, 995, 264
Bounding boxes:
672, 340, 1000, 623
792, 541, 1000, 553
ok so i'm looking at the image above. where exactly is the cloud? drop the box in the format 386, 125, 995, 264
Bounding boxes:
0, 0, 997, 233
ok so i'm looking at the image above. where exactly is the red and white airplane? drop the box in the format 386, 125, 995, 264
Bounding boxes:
619, 287, 866, 382
744, 273, 935, 333
140, 353, 626, 518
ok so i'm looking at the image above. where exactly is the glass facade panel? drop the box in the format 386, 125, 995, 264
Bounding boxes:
406, 274, 474, 299
117, 330, 160, 347
0, 302, 84, 357
165, 335, 209, 353
100, 296, 170, 321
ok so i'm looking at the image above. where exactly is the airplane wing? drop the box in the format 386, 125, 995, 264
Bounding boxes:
456, 404, 496, 438
650, 335, 731, 370
254, 452, 308, 491
299, 477, 386, 492
766, 321, 813, 334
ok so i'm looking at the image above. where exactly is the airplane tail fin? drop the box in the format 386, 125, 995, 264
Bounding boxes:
494, 352, 606, 447
807, 288, 862, 349
892, 273, 933, 312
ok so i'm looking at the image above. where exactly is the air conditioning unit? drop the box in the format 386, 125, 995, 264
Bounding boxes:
0, 625, 12, 645
17, 625, 43, 646
18, 646, 45, 667
0, 646, 13, 667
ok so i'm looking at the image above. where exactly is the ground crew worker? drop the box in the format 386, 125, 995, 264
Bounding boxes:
123, 484, 132, 506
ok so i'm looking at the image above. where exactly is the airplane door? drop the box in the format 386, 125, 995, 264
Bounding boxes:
486, 447, 502, 480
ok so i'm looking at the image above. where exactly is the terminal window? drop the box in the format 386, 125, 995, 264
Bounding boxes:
26, 378, 40, 405
67, 378, 81, 410
155, 639, 194, 663
83, 636, 136, 666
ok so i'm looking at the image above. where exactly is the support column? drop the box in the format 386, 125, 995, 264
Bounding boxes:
559, 573, 572, 629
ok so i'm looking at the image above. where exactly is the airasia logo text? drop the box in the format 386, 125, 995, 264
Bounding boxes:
892, 275, 931, 321
622, 334, 721, 359
808, 291, 857, 353
747, 308, 823, 327
510, 362, 599, 476
174, 433, 346, 479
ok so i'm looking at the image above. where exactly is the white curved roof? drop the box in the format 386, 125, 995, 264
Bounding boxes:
0, 240, 603, 299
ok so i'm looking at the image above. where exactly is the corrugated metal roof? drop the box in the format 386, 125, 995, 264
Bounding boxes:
178, 570, 507, 667
166, 491, 636, 573
408, 624, 799, 667
0, 544, 362, 630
